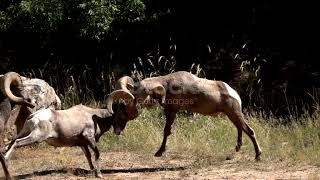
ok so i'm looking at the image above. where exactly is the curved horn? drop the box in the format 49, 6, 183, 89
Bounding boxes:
115, 76, 134, 91
1, 72, 24, 103
106, 89, 135, 114
0, 72, 34, 108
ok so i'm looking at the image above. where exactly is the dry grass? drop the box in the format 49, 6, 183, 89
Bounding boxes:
99, 108, 320, 166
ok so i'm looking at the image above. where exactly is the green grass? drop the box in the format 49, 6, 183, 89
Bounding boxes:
97, 107, 320, 167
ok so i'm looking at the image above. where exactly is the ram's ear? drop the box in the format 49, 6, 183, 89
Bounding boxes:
151, 85, 166, 104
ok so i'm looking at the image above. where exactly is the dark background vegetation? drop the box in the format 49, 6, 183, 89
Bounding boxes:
1, 0, 319, 118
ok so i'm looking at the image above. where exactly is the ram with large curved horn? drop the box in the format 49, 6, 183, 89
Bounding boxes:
105, 88, 137, 135
106, 75, 144, 136
0, 71, 61, 178
1, 89, 137, 179
0, 71, 61, 136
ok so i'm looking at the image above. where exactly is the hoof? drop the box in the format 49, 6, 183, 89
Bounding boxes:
4, 173, 12, 180
154, 151, 163, 157
235, 145, 241, 152
95, 172, 103, 178
255, 156, 261, 161
255, 151, 262, 161
226, 156, 232, 160
226, 153, 235, 160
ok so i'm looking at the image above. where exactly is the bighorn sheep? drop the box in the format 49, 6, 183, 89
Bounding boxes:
1, 89, 135, 179
0, 72, 61, 137
119, 71, 262, 160
0, 72, 61, 178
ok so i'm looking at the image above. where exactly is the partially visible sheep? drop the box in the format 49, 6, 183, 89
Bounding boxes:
0, 72, 61, 140
0, 72, 61, 178
0, 73, 33, 139
2, 89, 134, 179
129, 71, 262, 160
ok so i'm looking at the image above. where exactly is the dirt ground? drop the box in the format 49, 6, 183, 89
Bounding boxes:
0, 146, 319, 180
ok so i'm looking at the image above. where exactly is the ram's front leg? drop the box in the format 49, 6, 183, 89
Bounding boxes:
155, 108, 177, 157
81, 146, 94, 170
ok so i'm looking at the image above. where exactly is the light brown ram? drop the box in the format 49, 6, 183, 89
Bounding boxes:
1, 89, 134, 179
113, 71, 262, 160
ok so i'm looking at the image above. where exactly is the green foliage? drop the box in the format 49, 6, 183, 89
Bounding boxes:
0, 0, 63, 32
21, 0, 64, 31
77, 0, 118, 40
115, 0, 146, 23
0, 0, 146, 40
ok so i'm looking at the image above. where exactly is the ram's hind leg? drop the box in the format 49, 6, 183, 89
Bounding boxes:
225, 102, 262, 160
83, 129, 102, 178
4, 129, 49, 161
87, 141, 102, 178
242, 118, 262, 160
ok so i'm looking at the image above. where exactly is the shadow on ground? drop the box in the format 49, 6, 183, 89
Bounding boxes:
0, 166, 188, 179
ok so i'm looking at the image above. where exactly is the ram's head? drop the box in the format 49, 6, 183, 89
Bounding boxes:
107, 76, 140, 135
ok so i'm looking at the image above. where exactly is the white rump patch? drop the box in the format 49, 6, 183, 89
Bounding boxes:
222, 82, 242, 108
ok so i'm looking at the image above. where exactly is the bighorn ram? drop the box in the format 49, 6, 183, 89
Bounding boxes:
1, 89, 135, 179
0, 72, 61, 178
0, 72, 61, 137
116, 71, 262, 160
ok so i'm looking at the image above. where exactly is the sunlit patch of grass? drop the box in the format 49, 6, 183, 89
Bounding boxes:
99, 108, 164, 152
98, 108, 320, 167
249, 114, 320, 165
